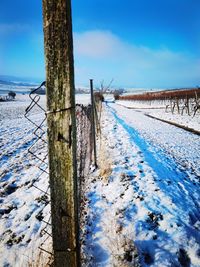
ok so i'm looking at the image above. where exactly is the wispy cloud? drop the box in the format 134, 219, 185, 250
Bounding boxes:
73, 30, 200, 87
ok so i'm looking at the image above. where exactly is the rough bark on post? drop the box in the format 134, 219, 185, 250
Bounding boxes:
42, 0, 79, 266
90, 79, 97, 168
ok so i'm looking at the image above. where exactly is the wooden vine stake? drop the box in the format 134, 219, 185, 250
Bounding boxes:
42, 0, 80, 266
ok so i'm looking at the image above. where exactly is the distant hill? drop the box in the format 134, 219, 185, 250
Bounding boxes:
0, 80, 16, 86
30, 86, 46, 95
0, 75, 39, 86
0, 79, 36, 87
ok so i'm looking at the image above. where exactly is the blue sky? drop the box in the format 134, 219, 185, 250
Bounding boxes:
0, 0, 199, 88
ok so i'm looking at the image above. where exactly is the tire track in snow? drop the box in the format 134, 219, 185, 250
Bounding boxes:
108, 104, 200, 223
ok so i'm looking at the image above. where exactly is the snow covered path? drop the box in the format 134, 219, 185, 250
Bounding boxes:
110, 103, 200, 179
81, 103, 200, 267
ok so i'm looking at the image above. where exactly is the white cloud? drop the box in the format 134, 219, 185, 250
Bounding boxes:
74, 30, 121, 58
73, 30, 200, 87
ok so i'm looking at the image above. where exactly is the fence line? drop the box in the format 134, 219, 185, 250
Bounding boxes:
25, 83, 97, 266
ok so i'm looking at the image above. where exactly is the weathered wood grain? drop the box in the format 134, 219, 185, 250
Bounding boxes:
42, 0, 79, 266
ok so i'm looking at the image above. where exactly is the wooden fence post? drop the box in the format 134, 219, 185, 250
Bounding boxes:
42, 0, 80, 266
90, 79, 97, 168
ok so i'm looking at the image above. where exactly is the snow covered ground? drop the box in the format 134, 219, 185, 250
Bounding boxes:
1, 93, 200, 267
0, 92, 91, 267
76, 93, 91, 105
81, 102, 200, 266
0, 92, 93, 267
116, 100, 200, 133
0, 95, 52, 267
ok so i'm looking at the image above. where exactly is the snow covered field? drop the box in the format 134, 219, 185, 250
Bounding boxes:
76, 94, 91, 105
116, 100, 200, 133
0, 95, 52, 267
0, 93, 200, 266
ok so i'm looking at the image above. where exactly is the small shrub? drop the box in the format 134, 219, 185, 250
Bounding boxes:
94, 92, 104, 102
8, 91, 16, 99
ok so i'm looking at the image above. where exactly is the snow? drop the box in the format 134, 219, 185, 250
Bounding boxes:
110, 103, 200, 178
81, 102, 200, 266
1, 92, 200, 266
0, 94, 52, 267
76, 94, 91, 105
148, 110, 200, 132
0, 92, 91, 266
117, 100, 200, 133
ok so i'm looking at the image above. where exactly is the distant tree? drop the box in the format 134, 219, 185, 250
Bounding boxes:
113, 89, 125, 100
114, 91, 120, 100
8, 91, 16, 99
117, 88, 125, 95
100, 79, 114, 94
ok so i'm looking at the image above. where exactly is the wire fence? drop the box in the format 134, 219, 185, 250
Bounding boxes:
25, 83, 94, 265
24, 82, 53, 266
76, 104, 93, 196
